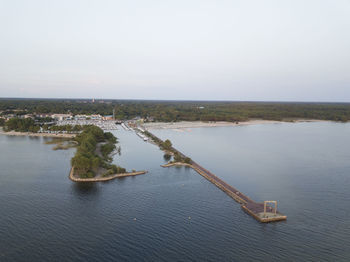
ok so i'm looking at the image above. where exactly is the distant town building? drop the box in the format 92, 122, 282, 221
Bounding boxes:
90, 114, 102, 120
74, 114, 102, 120
102, 116, 113, 121
36, 113, 52, 118
74, 115, 87, 120
24, 114, 34, 119
52, 114, 72, 121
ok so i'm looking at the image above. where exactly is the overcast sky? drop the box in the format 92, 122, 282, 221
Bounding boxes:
0, 0, 349, 101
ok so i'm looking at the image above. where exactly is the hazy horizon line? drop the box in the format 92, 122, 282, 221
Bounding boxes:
1, 97, 350, 104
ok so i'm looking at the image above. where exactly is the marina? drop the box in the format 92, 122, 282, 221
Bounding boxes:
136, 131, 149, 141
57, 119, 119, 130
121, 122, 131, 131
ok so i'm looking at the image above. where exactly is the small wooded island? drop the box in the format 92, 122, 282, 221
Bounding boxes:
70, 125, 147, 182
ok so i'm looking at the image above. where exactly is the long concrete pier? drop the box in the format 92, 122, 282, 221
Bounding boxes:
151, 133, 287, 223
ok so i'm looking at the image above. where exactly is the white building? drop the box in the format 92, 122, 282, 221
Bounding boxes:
90, 114, 102, 120
52, 114, 72, 121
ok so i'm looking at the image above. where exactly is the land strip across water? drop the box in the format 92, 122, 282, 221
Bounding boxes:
0, 128, 76, 138
69, 167, 147, 182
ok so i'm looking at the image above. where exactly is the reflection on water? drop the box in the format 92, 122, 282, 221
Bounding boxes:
28, 136, 41, 141
163, 153, 172, 161
72, 182, 99, 195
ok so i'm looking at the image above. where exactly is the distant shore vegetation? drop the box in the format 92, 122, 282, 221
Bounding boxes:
1, 99, 350, 122
3, 118, 40, 133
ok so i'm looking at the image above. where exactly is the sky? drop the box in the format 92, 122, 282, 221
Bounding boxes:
0, 0, 349, 101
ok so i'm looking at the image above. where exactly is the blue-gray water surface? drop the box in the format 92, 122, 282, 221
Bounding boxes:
0, 122, 349, 261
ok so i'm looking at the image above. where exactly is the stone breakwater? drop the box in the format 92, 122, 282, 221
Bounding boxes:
69, 167, 147, 182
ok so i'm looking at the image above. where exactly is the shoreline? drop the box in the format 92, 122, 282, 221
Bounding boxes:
69, 167, 147, 182
0, 119, 329, 136
0, 128, 76, 138
143, 119, 326, 130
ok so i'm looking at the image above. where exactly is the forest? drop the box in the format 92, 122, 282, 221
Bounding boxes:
1, 98, 350, 122
3, 118, 40, 132
2, 118, 85, 133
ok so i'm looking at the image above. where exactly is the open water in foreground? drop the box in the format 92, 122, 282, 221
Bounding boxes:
0, 122, 349, 261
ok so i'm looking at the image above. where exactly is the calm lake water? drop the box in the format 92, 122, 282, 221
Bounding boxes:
0, 122, 350, 261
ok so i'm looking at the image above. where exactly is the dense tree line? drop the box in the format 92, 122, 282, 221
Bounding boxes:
3, 118, 84, 133
35, 117, 54, 123
1, 99, 350, 122
0, 99, 113, 115
3, 118, 40, 132
71, 126, 124, 178
48, 125, 84, 132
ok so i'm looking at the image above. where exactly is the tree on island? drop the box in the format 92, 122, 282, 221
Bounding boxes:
71, 155, 91, 175
4, 118, 39, 132
174, 152, 182, 162
184, 157, 192, 164
162, 139, 172, 150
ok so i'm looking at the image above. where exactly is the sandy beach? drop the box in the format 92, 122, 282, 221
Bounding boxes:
0, 128, 76, 138
143, 119, 324, 130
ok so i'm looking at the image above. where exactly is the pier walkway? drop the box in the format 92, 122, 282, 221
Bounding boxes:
189, 161, 286, 222
151, 132, 287, 223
